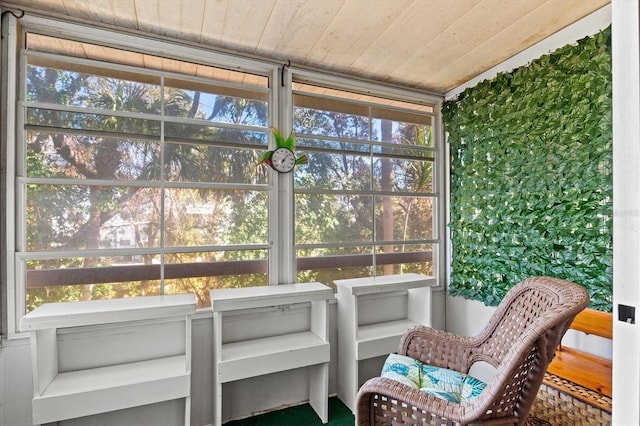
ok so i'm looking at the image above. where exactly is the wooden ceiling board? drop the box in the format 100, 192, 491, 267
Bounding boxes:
346, 0, 481, 80
261, 0, 344, 58
174, 0, 206, 41
389, 0, 547, 90
2, 0, 611, 93
132, 0, 205, 41
153, 0, 188, 40
426, 0, 610, 90
200, 0, 274, 50
24, 0, 63, 16
303, 0, 413, 67
59, 0, 119, 25
109, 0, 139, 29
393, 0, 544, 72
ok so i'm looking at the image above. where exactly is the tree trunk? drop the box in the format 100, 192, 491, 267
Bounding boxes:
381, 120, 394, 275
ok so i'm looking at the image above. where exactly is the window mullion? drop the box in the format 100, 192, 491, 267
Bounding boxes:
274, 66, 295, 285
369, 105, 377, 273
160, 75, 166, 294
4, 12, 20, 336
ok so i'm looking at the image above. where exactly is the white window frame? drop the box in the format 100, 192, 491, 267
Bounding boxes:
287, 68, 446, 284
2, 13, 446, 338
4, 14, 281, 337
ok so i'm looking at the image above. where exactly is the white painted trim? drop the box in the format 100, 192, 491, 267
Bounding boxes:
20, 14, 278, 78
445, 4, 612, 100
292, 67, 442, 106
444, 131, 452, 290
276, 67, 296, 285
2, 13, 18, 339
611, 0, 640, 423
434, 100, 445, 289
268, 65, 280, 288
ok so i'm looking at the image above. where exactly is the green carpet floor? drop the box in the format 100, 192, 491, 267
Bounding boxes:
226, 396, 355, 426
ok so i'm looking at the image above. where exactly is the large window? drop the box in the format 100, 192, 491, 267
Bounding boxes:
17, 34, 272, 313
4, 18, 443, 335
292, 82, 440, 285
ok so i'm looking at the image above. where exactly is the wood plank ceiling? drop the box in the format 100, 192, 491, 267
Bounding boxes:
1, 0, 610, 94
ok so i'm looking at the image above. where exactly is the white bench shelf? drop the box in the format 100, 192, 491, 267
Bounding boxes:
211, 283, 333, 425
21, 294, 196, 425
356, 319, 422, 359
334, 273, 436, 412
218, 331, 328, 382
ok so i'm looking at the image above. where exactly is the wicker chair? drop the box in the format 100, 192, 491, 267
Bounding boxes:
356, 276, 590, 426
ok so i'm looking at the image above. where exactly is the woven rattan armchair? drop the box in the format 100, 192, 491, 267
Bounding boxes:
356, 276, 589, 426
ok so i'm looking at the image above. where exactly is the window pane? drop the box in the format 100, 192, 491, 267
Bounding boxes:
26, 185, 161, 251
374, 244, 435, 276
165, 123, 267, 146
293, 101, 371, 140
16, 34, 274, 319
295, 194, 372, 244
373, 157, 433, 192
165, 189, 268, 247
164, 250, 268, 308
296, 246, 373, 287
295, 151, 371, 191
27, 130, 161, 180
26, 34, 269, 88
375, 196, 434, 241
293, 83, 437, 284
165, 78, 268, 126
27, 62, 161, 113
25, 255, 162, 312
164, 142, 267, 184
373, 145, 435, 160
295, 136, 370, 153
371, 109, 433, 147
27, 108, 161, 136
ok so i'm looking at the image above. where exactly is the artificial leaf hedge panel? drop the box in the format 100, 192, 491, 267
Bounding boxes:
442, 27, 612, 311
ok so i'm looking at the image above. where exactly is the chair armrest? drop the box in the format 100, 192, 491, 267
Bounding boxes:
399, 326, 484, 373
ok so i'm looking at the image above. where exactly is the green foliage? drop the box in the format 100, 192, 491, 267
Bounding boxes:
442, 27, 612, 311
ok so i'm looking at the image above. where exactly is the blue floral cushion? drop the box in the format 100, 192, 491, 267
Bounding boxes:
380, 354, 486, 403
380, 353, 421, 388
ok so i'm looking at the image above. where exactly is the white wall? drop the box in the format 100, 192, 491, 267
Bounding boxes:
1, 338, 33, 426
446, 294, 612, 359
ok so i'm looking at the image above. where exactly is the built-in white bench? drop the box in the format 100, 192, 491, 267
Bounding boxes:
21, 294, 196, 425
210, 283, 333, 424
334, 273, 436, 412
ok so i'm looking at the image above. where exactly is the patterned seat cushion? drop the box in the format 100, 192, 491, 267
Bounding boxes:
381, 353, 486, 403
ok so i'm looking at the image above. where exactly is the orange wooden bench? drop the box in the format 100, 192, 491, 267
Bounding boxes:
546, 308, 612, 397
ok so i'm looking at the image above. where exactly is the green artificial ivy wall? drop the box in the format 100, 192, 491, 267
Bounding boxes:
442, 27, 612, 311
